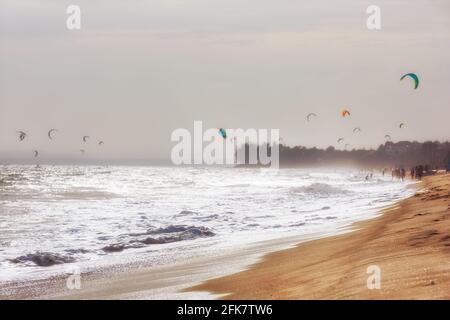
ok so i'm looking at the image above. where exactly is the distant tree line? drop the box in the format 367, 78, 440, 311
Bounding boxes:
238, 141, 450, 169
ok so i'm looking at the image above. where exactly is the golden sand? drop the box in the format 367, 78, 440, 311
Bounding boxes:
190, 174, 450, 299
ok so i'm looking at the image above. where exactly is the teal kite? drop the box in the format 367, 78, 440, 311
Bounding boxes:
400, 73, 419, 89
219, 128, 227, 139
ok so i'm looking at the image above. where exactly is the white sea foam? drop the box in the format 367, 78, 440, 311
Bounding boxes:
0, 165, 413, 282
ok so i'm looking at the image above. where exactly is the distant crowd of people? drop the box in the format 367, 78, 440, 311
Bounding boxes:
410, 165, 431, 180
362, 164, 438, 183
388, 164, 432, 181
391, 168, 407, 181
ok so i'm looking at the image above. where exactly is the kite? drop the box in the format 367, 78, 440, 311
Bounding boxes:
218, 128, 227, 139
400, 73, 419, 90
98, 141, 104, 146
17, 131, 27, 141
353, 127, 361, 133
342, 109, 351, 117
83, 136, 90, 143
385, 134, 392, 141
399, 123, 406, 129
48, 129, 58, 140
338, 138, 344, 144
33, 150, 39, 158
306, 113, 317, 122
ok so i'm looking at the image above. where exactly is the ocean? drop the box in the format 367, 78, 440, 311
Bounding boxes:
0, 165, 413, 285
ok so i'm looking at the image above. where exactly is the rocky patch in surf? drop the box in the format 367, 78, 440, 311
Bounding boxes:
102, 244, 127, 253
178, 210, 198, 216
102, 225, 215, 253
9, 252, 75, 267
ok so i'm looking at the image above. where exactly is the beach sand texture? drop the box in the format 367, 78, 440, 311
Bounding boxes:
191, 174, 450, 299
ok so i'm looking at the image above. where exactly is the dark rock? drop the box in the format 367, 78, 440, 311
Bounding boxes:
102, 244, 125, 252
9, 252, 75, 267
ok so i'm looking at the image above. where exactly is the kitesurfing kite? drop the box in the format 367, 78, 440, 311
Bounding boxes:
218, 128, 227, 139
306, 113, 317, 122
82, 136, 90, 143
400, 73, 419, 90
17, 131, 27, 141
342, 109, 351, 117
337, 138, 344, 144
399, 123, 406, 129
48, 129, 58, 140
33, 150, 39, 158
98, 141, 104, 146
353, 127, 361, 133
385, 134, 392, 141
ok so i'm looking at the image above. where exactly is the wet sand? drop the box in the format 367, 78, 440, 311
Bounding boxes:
190, 174, 450, 299
0, 232, 330, 299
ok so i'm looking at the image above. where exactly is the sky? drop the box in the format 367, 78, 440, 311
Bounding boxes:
1, 0, 450, 163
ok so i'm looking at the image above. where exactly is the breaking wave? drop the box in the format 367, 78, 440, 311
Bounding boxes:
290, 183, 349, 196
102, 225, 215, 253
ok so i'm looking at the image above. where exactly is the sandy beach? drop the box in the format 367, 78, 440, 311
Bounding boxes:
191, 174, 450, 299
1, 174, 448, 300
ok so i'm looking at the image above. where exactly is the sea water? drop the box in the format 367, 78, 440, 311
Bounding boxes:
0, 165, 413, 283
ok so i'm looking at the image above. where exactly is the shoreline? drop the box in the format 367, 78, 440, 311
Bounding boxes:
1, 230, 348, 299
189, 174, 450, 299
0, 176, 422, 300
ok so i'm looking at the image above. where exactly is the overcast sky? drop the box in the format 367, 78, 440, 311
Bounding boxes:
1, 0, 449, 163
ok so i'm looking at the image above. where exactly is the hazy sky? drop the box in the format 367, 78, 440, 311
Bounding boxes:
1, 0, 450, 163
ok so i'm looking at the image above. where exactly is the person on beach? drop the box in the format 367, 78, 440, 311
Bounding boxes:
417, 165, 423, 180
400, 168, 406, 181
393, 168, 401, 180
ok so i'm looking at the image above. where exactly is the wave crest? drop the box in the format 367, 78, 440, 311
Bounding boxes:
290, 183, 349, 196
